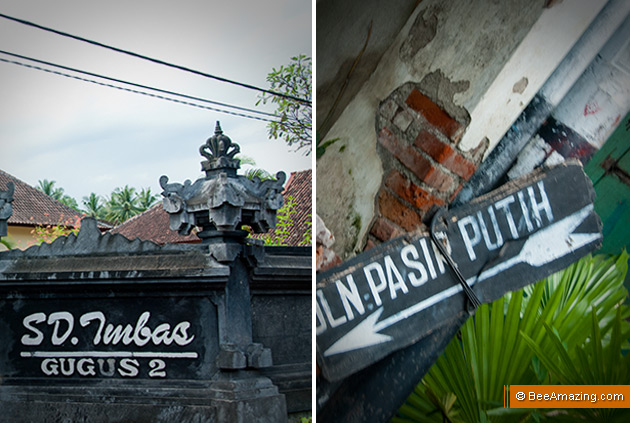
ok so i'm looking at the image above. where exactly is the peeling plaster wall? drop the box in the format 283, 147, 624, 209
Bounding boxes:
316, 0, 546, 258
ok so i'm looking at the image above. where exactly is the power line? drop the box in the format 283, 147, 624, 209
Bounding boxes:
0, 55, 280, 123
0, 12, 311, 105
0, 49, 279, 119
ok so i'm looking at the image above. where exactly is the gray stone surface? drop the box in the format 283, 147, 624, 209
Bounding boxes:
0, 181, 14, 238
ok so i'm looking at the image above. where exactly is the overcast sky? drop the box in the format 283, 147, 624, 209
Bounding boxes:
0, 0, 312, 204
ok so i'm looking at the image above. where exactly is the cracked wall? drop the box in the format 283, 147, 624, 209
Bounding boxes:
316, 0, 546, 258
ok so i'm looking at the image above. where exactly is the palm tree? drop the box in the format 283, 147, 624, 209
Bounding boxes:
82, 193, 105, 219
37, 179, 79, 211
37, 179, 56, 196
106, 185, 140, 224
37, 179, 64, 199
137, 187, 158, 212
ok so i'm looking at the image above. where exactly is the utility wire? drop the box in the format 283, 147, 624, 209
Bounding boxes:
0, 12, 311, 105
0, 55, 280, 123
0, 49, 279, 119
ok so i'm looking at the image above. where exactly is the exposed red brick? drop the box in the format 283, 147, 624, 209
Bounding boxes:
370, 216, 404, 241
378, 190, 422, 232
414, 131, 476, 180
364, 239, 376, 251
379, 127, 434, 182
424, 166, 455, 193
442, 153, 476, 180
414, 130, 454, 162
405, 89, 463, 140
385, 170, 446, 213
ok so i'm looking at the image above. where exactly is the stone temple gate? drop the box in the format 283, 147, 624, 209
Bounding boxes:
0, 123, 312, 422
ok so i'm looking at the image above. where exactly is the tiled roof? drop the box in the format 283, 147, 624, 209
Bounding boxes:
109, 203, 200, 244
265, 169, 312, 246
110, 169, 312, 246
0, 169, 82, 227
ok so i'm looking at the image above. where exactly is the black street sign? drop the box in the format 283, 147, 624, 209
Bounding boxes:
316, 161, 601, 382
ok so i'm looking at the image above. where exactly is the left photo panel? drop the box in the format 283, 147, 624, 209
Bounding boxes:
0, 0, 313, 422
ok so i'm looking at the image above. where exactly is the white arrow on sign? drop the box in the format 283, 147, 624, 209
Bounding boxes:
323, 204, 600, 357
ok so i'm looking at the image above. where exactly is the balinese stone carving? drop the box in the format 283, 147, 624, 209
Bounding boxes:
0, 182, 14, 238
160, 122, 286, 239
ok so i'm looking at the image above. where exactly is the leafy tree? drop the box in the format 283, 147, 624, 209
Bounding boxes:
257, 54, 312, 155
106, 185, 141, 225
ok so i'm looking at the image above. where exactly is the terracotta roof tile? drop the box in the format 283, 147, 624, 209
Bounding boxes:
0, 169, 83, 227
110, 169, 312, 246
264, 169, 312, 246
109, 203, 200, 244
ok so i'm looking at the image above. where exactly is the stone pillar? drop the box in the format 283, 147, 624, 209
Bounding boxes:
160, 122, 288, 422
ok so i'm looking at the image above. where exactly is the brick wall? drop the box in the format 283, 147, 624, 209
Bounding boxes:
368, 83, 485, 249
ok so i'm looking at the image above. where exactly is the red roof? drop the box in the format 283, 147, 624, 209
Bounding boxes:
0, 169, 82, 227
108, 202, 200, 244
110, 169, 312, 246
265, 169, 312, 246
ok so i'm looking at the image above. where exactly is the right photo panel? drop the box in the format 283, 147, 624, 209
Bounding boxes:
315, 0, 630, 421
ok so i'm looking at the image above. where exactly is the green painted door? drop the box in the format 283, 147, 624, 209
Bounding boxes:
585, 112, 630, 256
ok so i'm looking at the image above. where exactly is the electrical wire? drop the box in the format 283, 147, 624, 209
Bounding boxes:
0, 49, 280, 119
0, 12, 311, 105
0, 55, 281, 123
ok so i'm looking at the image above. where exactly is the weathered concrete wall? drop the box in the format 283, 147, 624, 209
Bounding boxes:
316, 0, 417, 136
317, 0, 547, 258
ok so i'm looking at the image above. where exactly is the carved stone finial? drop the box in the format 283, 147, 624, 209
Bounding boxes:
161, 123, 286, 250
0, 182, 15, 238
199, 121, 241, 176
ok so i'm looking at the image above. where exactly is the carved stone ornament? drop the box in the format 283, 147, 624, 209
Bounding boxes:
200, 121, 241, 175
160, 122, 286, 239
0, 181, 14, 238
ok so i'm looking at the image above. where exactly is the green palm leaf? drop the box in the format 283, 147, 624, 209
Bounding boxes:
394, 251, 629, 423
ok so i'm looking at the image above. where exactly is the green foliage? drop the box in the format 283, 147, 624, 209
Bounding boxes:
82, 193, 106, 219
301, 214, 312, 246
257, 196, 311, 247
30, 215, 82, 246
393, 252, 630, 423
105, 185, 141, 225
257, 55, 312, 155
299, 417, 312, 423
315, 132, 340, 160
244, 168, 276, 181
137, 187, 159, 211
263, 195, 298, 246
37, 179, 80, 211
1, 237, 15, 250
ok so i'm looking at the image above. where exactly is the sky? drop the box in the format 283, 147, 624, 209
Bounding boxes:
0, 0, 312, 204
